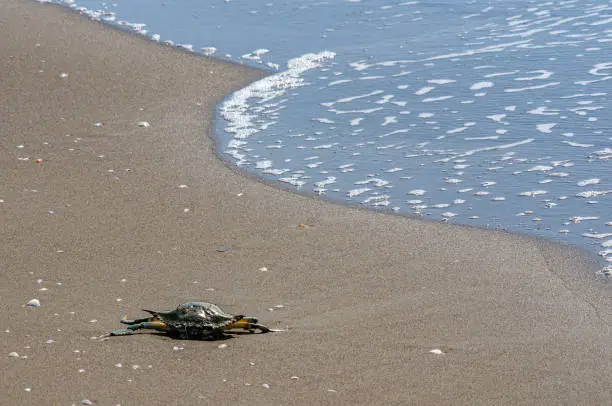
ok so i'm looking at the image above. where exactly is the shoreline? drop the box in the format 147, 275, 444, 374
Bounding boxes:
44, 0, 612, 275
1, 1, 610, 404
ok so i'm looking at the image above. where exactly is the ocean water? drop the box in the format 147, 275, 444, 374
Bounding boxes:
45, 0, 611, 275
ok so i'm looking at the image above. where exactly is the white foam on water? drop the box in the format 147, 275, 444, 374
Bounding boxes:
328, 79, 352, 87
515, 70, 554, 80
329, 107, 384, 114
221, 51, 336, 140
415, 86, 435, 95
447, 126, 469, 134
255, 160, 273, 169
528, 106, 560, 115
589, 62, 612, 76
576, 190, 612, 198
381, 116, 398, 126
334, 90, 385, 104
470, 81, 494, 90
428, 79, 456, 84
437, 139, 535, 162
577, 178, 600, 186
487, 114, 508, 124
362, 195, 391, 206
519, 190, 547, 197
465, 136, 499, 140
504, 82, 560, 92
536, 123, 557, 133
346, 188, 371, 198
528, 165, 554, 172
484, 70, 519, 78
355, 178, 390, 187
422, 95, 454, 102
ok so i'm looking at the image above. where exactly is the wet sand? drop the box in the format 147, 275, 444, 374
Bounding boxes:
1, 1, 610, 404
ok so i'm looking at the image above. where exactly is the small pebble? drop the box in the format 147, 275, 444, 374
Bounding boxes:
259, 267, 268, 272
115, 363, 122, 368
178, 184, 188, 188
25, 388, 32, 392
78, 369, 86, 373
429, 349, 445, 355
26, 299, 40, 307
217, 344, 228, 349
59, 73, 68, 78
172, 346, 184, 351
80, 400, 93, 405
262, 383, 270, 389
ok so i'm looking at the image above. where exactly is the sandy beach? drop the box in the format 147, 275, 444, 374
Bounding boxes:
1, 1, 610, 404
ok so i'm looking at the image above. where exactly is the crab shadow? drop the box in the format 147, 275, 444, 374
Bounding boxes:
143, 331, 264, 341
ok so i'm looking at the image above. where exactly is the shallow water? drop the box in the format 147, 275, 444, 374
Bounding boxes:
46, 0, 612, 275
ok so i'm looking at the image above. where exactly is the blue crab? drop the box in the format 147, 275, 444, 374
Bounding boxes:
109, 302, 272, 340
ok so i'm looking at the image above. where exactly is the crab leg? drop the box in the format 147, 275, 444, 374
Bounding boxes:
120, 315, 159, 325
110, 321, 168, 336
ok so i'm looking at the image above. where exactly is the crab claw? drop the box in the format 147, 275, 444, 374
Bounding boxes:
225, 317, 275, 334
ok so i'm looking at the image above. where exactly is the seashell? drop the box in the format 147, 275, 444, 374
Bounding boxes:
26, 299, 40, 307
217, 344, 228, 349
429, 349, 444, 355
137, 121, 150, 128
8, 352, 19, 358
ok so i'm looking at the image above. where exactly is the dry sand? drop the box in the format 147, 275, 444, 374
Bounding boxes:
1, 1, 610, 404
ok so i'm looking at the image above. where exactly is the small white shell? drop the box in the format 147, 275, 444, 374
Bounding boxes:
137, 121, 151, 128
217, 344, 228, 349
8, 352, 19, 358
429, 349, 444, 355
26, 299, 40, 307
